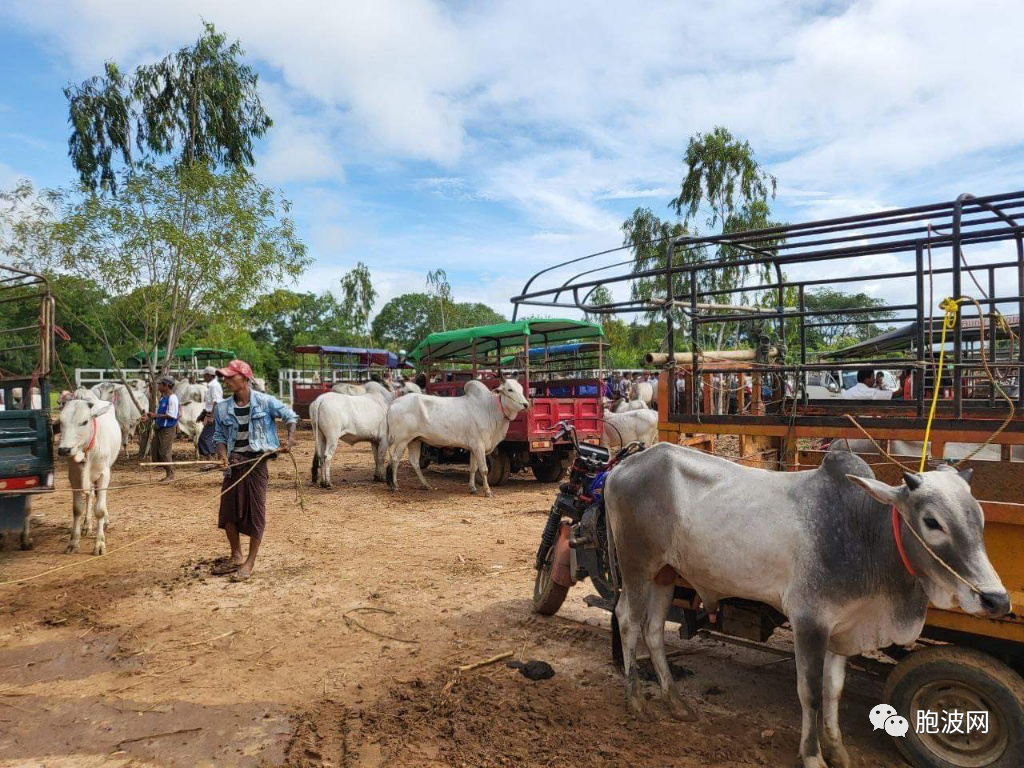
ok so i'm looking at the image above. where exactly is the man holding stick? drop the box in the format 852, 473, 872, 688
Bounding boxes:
211, 360, 298, 582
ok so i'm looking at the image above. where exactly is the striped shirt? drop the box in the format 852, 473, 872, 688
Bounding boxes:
233, 404, 252, 451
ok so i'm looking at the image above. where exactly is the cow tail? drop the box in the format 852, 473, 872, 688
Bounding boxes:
310, 400, 322, 484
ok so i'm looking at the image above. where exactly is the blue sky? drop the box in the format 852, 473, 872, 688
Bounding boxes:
2, 0, 1023, 320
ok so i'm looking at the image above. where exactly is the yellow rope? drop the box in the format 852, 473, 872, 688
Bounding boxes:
0, 532, 160, 587
919, 298, 959, 472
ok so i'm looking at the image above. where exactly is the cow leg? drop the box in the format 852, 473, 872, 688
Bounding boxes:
644, 582, 697, 721
20, 500, 33, 550
793, 618, 829, 768
821, 650, 851, 768
67, 489, 87, 554
371, 440, 387, 482
407, 441, 433, 490
386, 440, 405, 490
320, 434, 337, 489
615, 583, 652, 719
472, 446, 492, 497
92, 472, 110, 556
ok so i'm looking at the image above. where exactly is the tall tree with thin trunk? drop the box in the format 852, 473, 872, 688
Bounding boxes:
339, 262, 377, 344
65, 22, 271, 192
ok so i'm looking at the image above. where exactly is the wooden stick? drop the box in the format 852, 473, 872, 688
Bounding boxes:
457, 651, 513, 673
180, 630, 237, 648
115, 727, 202, 748
140, 461, 218, 467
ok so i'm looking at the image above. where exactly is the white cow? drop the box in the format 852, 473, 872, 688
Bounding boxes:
831, 438, 1024, 462
629, 378, 658, 408
602, 408, 658, 449
611, 398, 648, 413
174, 378, 205, 406
310, 381, 396, 488
333, 380, 421, 397
91, 382, 145, 452
387, 379, 530, 496
57, 393, 122, 555
176, 400, 205, 457
252, 377, 266, 393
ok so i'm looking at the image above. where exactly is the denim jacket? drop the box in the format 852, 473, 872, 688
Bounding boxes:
213, 390, 298, 453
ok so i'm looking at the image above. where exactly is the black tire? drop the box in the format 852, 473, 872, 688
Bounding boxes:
884, 646, 1024, 768
487, 450, 511, 486
532, 453, 567, 483
532, 544, 569, 615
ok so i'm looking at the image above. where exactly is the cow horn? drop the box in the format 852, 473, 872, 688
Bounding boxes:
958, 467, 973, 485
903, 471, 923, 490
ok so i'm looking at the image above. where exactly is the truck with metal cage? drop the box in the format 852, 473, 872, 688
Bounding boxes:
513, 191, 1024, 768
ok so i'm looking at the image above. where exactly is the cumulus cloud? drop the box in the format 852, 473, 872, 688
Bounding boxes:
4, 0, 1024, 316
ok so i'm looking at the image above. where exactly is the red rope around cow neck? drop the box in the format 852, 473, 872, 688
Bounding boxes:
892, 505, 916, 576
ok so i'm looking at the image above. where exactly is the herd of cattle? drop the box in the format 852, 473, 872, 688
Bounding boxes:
10, 374, 1014, 768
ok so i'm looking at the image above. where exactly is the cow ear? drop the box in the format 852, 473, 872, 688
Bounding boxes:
958, 467, 973, 485
846, 473, 901, 505
92, 402, 112, 417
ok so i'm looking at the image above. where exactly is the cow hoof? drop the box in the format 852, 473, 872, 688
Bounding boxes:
320, 481, 332, 489
469, 486, 478, 494
626, 695, 653, 720
668, 694, 698, 722
20, 537, 34, 551
93, 543, 105, 556
65, 543, 79, 554
800, 756, 828, 768
821, 742, 850, 768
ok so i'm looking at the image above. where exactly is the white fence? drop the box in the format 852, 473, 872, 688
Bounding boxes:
74, 367, 212, 390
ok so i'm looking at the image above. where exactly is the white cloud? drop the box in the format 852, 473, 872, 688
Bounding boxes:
4, 0, 1024, 319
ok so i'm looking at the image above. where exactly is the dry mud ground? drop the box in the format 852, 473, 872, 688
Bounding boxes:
0, 431, 907, 767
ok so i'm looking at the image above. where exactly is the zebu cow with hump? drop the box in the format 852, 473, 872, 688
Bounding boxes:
310, 381, 398, 487
605, 444, 1009, 768
387, 379, 530, 497
57, 391, 122, 555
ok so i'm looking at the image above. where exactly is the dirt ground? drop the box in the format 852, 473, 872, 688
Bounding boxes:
0, 431, 908, 767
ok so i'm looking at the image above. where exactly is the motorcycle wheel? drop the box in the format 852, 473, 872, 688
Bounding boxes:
532, 545, 569, 615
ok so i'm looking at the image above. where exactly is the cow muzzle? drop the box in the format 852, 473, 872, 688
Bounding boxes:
57, 447, 71, 457
979, 590, 1011, 618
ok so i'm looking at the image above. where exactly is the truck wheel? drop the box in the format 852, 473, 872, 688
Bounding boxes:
532, 454, 567, 483
487, 450, 511, 486
884, 645, 1024, 768
532, 545, 569, 615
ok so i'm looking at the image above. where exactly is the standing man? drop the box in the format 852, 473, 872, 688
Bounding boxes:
144, 376, 180, 482
212, 360, 298, 582
196, 366, 223, 458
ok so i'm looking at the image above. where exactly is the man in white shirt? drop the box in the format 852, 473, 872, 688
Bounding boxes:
197, 366, 224, 457
843, 368, 893, 400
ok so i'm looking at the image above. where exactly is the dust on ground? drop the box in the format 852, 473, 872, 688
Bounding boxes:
0, 432, 906, 767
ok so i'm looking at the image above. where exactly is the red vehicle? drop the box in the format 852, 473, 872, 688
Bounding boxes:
286, 345, 409, 419
409, 319, 606, 484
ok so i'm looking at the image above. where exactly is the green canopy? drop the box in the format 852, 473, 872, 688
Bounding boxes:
409, 319, 604, 363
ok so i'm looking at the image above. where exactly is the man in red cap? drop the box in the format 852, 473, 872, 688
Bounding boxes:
210, 359, 298, 581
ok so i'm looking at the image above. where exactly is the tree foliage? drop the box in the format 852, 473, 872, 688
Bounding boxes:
372, 292, 504, 353
65, 22, 271, 191
339, 262, 376, 344
45, 164, 307, 380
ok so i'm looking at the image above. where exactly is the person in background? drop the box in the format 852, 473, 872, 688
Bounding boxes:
211, 359, 298, 582
843, 368, 893, 400
616, 372, 630, 401
196, 366, 223, 458
875, 371, 891, 391
897, 368, 914, 399
144, 376, 179, 481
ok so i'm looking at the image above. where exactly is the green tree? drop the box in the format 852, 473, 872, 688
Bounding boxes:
371, 293, 505, 353
803, 288, 894, 350
425, 268, 452, 331
623, 126, 782, 352
65, 22, 271, 191
47, 163, 308, 384
339, 262, 376, 343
